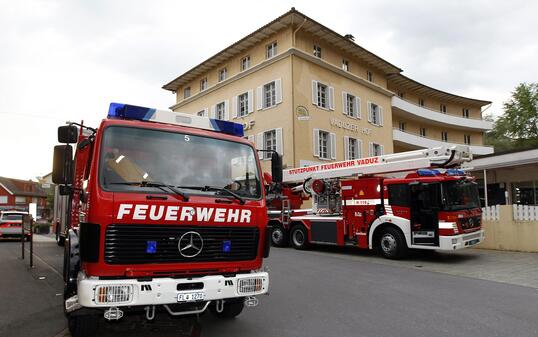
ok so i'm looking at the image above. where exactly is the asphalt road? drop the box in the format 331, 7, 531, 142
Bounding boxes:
1, 238, 537, 337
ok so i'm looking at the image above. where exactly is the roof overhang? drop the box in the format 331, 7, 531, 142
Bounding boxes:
387, 74, 491, 107
463, 149, 538, 170
162, 8, 402, 92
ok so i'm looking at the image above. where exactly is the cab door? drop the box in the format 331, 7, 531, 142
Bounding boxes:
409, 182, 440, 246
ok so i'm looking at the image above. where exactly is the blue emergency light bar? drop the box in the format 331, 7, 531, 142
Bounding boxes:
417, 169, 440, 176
446, 169, 465, 176
108, 102, 244, 137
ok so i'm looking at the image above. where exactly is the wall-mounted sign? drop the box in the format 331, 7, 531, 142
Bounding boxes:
296, 105, 310, 121
330, 118, 372, 135
242, 120, 255, 130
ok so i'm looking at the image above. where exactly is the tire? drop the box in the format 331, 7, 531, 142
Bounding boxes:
378, 227, 408, 259
271, 224, 289, 247
68, 314, 99, 337
210, 300, 244, 319
290, 225, 310, 250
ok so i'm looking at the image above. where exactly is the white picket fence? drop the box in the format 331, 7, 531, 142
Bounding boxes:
482, 205, 500, 221
513, 204, 538, 221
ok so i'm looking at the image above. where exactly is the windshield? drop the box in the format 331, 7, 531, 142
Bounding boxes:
442, 180, 480, 211
1, 214, 23, 221
99, 126, 262, 199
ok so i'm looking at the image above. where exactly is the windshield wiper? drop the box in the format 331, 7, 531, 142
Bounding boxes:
177, 185, 245, 204
109, 181, 189, 201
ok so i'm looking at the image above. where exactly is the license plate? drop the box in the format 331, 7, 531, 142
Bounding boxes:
177, 292, 205, 302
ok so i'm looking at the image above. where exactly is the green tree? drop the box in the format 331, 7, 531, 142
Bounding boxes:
486, 83, 538, 151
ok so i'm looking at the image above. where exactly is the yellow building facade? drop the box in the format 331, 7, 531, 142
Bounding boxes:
163, 9, 493, 172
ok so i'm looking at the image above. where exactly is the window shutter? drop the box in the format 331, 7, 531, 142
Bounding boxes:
232, 96, 238, 119
224, 99, 230, 121
328, 86, 335, 110
313, 128, 320, 157
344, 136, 349, 160
312, 80, 318, 105
330, 133, 336, 159
379, 106, 384, 126
342, 92, 348, 115
367, 101, 372, 123
202, 108, 208, 117
248, 89, 254, 113
247, 135, 255, 144
256, 132, 264, 159
257, 86, 263, 110
368, 142, 373, 157
380, 144, 384, 156
355, 97, 361, 119
357, 139, 363, 158
275, 78, 282, 104
276, 127, 283, 155
210, 105, 216, 119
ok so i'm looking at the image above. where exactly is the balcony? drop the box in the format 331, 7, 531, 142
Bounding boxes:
393, 129, 494, 156
392, 96, 493, 131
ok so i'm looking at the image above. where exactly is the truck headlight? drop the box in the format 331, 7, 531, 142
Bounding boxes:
95, 285, 133, 305
237, 277, 266, 295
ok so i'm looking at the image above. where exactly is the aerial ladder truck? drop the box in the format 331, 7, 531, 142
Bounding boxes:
266, 145, 484, 259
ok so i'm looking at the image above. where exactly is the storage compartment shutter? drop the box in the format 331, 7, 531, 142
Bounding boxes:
328, 86, 335, 110
330, 133, 336, 159
257, 86, 263, 110
342, 92, 348, 115
344, 136, 349, 160
276, 128, 283, 155
248, 89, 254, 113
312, 80, 318, 105
232, 96, 238, 119
275, 78, 282, 104
313, 128, 320, 157
256, 132, 264, 159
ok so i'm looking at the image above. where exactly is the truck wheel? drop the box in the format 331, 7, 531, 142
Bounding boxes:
68, 314, 99, 337
379, 227, 408, 259
271, 224, 289, 247
210, 300, 244, 319
290, 225, 310, 250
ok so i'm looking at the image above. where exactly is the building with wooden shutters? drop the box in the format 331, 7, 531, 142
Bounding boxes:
162, 8, 493, 171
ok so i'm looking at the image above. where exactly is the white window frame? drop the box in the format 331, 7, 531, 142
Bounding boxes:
368, 142, 384, 157
313, 129, 336, 160
232, 90, 253, 118
257, 78, 282, 110
342, 92, 360, 119
342, 59, 349, 71
367, 101, 383, 126
462, 108, 470, 118
238, 93, 249, 117
311, 80, 334, 110
200, 78, 208, 91
0, 196, 7, 204
420, 127, 427, 137
15, 196, 26, 204
313, 44, 322, 58
441, 131, 448, 142
218, 68, 227, 82
183, 87, 191, 99
240, 56, 250, 71
197, 108, 208, 117
266, 41, 277, 59
344, 136, 362, 160
464, 134, 471, 145
214, 101, 226, 120
256, 128, 283, 160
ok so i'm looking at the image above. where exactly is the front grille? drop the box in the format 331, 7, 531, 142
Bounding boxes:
460, 216, 481, 231
104, 224, 259, 264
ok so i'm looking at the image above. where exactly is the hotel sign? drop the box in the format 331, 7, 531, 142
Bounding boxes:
330, 118, 372, 135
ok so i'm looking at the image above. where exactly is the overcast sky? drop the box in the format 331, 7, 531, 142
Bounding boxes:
1, 0, 536, 180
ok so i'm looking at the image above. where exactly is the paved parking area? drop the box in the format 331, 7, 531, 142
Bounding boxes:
1, 236, 537, 337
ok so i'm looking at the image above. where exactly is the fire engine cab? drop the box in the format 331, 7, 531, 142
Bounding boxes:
52, 103, 278, 337
266, 146, 485, 259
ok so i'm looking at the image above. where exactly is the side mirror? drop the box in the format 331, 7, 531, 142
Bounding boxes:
58, 185, 72, 196
52, 145, 73, 185
271, 152, 283, 184
58, 125, 78, 144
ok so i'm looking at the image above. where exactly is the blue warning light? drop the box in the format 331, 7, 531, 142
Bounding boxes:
222, 240, 232, 253
146, 240, 157, 254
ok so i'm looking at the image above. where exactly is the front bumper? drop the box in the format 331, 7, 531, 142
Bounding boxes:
76, 271, 269, 308
439, 230, 485, 251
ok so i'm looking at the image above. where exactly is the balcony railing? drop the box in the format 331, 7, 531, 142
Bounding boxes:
393, 129, 494, 155
392, 96, 493, 131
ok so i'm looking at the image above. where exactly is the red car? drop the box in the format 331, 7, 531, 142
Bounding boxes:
0, 211, 31, 240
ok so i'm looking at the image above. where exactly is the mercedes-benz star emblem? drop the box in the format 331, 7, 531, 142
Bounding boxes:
178, 231, 203, 258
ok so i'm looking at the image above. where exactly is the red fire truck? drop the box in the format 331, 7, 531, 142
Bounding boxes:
52, 103, 278, 337
266, 146, 485, 259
